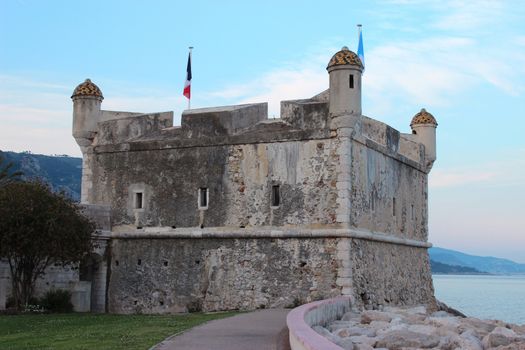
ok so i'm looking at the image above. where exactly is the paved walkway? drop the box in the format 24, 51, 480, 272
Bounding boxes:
152, 309, 291, 350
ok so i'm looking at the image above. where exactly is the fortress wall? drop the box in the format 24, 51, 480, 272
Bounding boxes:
350, 239, 436, 310
106, 234, 433, 314
107, 237, 342, 314
350, 138, 428, 242
90, 138, 339, 229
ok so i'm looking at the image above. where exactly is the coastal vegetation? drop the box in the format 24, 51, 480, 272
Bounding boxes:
0, 153, 23, 187
0, 181, 93, 309
0, 151, 81, 200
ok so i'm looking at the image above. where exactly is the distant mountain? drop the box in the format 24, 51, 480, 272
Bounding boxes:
0, 151, 82, 201
430, 247, 525, 275
430, 260, 487, 274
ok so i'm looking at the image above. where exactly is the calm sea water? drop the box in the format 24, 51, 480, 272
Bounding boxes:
432, 274, 525, 325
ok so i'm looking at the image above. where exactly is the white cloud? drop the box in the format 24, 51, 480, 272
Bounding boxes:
0, 124, 79, 156
203, 48, 334, 117
429, 150, 525, 189
432, 0, 504, 31
0, 75, 189, 155
430, 169, 497, 188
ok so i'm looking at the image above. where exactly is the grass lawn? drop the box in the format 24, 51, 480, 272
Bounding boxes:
0, 312, 237, 350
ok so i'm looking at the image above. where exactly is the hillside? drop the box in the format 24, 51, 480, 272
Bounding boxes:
430, 260, 487, 274
0, 151, 82, 201
429, 247, 525, 275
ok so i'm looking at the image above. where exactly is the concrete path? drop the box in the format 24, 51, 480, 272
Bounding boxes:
152, 309, 291, 350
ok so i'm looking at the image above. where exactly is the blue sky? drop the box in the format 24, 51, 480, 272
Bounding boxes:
1, 0, 524, 262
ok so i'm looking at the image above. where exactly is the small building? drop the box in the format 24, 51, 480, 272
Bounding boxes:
71, 47, 438, 313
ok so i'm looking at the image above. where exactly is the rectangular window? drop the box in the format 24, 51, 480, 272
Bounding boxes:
392, 197, 396, 217
135, 192, 143, 209
271, 185, 280, 207
411, 204, 415, 220
349, 74, 354, 89
199, 188, 208, 209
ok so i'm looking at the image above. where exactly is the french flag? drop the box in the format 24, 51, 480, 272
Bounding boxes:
183, 51, 192, 100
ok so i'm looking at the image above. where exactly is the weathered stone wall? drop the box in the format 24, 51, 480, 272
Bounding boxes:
350, 138, 428, 241
350, 239, 435, 310
107, 237, 342, 313
90, 138, 339, 229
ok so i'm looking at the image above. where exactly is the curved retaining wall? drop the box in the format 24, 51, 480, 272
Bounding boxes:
287, 296, 352, 350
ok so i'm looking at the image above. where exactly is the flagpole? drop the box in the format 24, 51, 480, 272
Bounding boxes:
188, 46, 193, 110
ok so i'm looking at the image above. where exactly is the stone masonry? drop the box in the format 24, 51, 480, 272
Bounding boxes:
66, 47, 438, 313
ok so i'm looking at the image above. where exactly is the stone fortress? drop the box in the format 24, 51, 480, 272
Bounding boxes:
71, 46, 438, 314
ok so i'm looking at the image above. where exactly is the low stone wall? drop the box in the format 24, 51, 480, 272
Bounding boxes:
287, 296, 352, 350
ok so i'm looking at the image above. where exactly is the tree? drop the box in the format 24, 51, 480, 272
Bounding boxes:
0, 181, 94, 309
0, 153, 23, 187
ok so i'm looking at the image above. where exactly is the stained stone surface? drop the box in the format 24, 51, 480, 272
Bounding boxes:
108, 237, 342, 313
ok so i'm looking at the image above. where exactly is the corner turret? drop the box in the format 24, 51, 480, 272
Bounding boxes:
326, 47, 363, 117
71, 79, 103, 150
410, 108, 438, 168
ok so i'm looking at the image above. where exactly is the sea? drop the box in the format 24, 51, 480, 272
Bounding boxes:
432, 274, 525, 325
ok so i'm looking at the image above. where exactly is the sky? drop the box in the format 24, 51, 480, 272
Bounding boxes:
1, 0, 524, 262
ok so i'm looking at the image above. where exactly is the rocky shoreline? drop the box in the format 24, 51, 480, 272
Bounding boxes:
314, 305, 525, 350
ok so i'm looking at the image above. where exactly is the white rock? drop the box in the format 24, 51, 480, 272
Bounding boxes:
458, 332, 484, 350
341, 311, 362, 321
430, 310, 452, 318
335, 326, 376, 338
368, 320, 391, 331
375, 330, 441, 349
427, 316, 461, 331
329, 320, 356, 332
361, 310, 394, 324
459, 317, 497, 337
482, 326, 519, 348
404, 305, 427, 315
334, 337, 355, 350
353, 344, 374, 350
349, 335, 377, 347
407, 324, 438, 336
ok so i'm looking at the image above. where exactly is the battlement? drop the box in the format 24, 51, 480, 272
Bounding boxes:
84, 99, 429, 174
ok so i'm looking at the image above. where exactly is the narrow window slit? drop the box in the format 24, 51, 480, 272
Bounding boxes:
392, 197, 396, 217
271, 185, 280, 207
135, 192, 143, 209
199, 187, 208, 209
349, 74, 354, 89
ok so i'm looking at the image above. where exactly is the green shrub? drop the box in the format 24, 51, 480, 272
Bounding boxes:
40, 289, 73, 313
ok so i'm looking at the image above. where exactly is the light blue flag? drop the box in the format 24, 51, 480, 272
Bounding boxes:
357, 25, 365, 70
